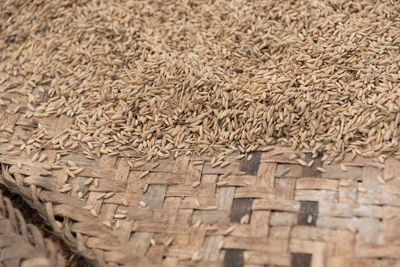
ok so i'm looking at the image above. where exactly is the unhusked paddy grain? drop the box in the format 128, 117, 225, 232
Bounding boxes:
1, 0, 400, 163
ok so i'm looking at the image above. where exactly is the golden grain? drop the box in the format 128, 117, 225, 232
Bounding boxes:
384, 175, 395, 182
211, 160, 223, 168
358, 186, 367, 193
38, 154, 47, 162
222, 170, 232, 179
217, 181, 228, 187
65, 168, 76, 178
114, 214, 127, 219
31, 152, 39, 162
59, 186, 72, 193
191, 181, 201, 188
240, 214, 250, 224
102, 221, 112, 228
377, 175, 385, 184
235, 155, 245, 160
138, 170, 150, 179
224, 226, 235, 235
84, 178, 94, 186
340, 165, 348, 172
296, 159, 308, 167
134, 162, 145, 168
2, 0, 400, 171
347, 224, 357, 234
51, 165, 63, 170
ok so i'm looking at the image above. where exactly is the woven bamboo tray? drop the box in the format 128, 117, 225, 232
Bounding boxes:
2, 92, 400, 267
0, 189, 65, 267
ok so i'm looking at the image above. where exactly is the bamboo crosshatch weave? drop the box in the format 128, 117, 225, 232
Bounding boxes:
2, 102, 400, 266
1, 0, 400, 266
0, 190, 65, 267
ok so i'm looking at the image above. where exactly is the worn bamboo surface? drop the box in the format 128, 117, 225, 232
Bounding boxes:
2, 92, 400, 267
0, 189, 65, 267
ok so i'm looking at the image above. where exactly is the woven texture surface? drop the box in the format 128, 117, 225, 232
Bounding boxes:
2, 95, 400, 267
0, 190, 65, 267
2, 1, 400, 266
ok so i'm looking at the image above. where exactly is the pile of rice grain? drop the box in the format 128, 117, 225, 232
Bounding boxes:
1, 0, 400, 164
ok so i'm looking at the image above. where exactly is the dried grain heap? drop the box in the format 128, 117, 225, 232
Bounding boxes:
1, 0, 400, 164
